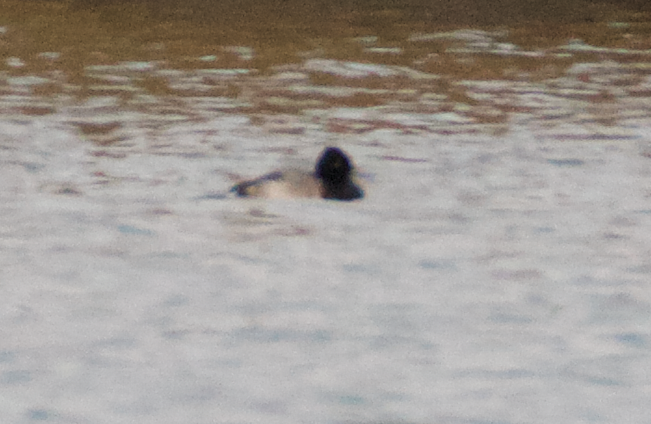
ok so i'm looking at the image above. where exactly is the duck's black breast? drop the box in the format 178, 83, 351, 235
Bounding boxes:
322, 182, 364, 201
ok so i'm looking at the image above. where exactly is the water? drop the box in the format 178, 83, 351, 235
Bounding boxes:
1, 2, 651, 423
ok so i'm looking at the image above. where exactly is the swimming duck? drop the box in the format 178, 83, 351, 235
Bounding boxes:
231, 147, 363, 201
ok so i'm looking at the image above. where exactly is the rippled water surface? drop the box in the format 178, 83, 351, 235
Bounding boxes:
1, 2, 651, 423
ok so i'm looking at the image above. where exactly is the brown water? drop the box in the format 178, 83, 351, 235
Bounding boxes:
1, 0, 650, 143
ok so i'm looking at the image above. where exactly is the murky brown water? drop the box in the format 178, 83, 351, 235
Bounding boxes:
1, 0, 650, 145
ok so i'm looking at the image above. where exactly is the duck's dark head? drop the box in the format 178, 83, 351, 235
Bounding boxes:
315, 147, 353, 186
315, 147, 363, 200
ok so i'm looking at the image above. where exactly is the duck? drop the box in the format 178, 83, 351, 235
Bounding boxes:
231, 147, 363, 201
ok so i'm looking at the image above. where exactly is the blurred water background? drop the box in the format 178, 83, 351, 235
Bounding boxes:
1, 1, 651, 423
